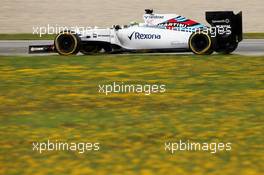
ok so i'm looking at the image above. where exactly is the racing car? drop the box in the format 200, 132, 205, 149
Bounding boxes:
29, 9, 242, 55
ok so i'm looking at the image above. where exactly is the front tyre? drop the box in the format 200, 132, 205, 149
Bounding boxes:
189, 32, 213, 55
54, 31, 80, 55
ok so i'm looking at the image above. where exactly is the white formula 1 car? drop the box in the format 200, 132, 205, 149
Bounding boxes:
29, 9, 242, 55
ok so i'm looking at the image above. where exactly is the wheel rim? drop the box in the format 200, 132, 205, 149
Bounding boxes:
55, 33, 78, 55
191, 34, 209, 52
190, 33, 212, 54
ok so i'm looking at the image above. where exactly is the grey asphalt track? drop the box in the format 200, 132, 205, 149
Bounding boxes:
0, 39, 263, 56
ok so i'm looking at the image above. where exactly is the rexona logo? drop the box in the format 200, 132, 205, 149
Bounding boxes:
128, 32, 161, 40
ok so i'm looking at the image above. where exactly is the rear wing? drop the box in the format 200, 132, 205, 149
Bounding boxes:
205, 11, 242, 53
206, 11, 243, 42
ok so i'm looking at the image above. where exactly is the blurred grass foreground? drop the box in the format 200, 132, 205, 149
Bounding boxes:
0, 54, 263, 175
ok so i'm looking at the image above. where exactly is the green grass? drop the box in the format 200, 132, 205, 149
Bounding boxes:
0, 33, 264, 40
0, 54, 263, 175
0, 33, 56, 40
244, 33, 264, 39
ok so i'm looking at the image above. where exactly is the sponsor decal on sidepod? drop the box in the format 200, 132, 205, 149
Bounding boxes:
128, 32, 161, 40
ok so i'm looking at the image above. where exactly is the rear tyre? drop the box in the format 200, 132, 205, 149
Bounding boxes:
54, 31, 80, 55
189, 32, 213, 55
